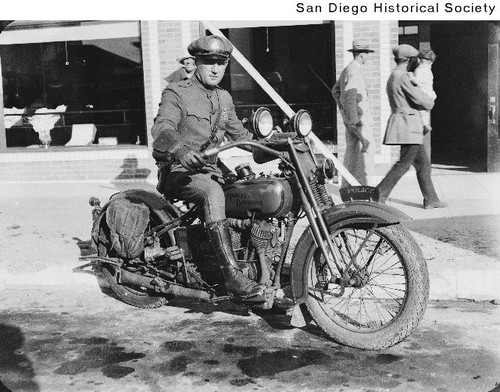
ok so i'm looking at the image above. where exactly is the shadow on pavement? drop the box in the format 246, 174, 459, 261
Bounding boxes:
0, 324, 39, 392
73, 237, 95, 257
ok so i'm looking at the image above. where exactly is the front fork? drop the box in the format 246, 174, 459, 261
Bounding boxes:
287, 138, 373, 297
287, 139, 343, 272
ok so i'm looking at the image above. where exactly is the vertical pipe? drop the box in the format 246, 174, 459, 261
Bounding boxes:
0, 55, 6, 150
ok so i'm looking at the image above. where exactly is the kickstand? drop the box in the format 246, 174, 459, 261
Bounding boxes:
288, 305, 307, 328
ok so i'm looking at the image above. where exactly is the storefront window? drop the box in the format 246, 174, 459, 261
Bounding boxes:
0, 21, 146, 148
218, 23, 336, 141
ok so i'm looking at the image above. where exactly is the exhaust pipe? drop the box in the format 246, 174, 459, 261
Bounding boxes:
119, 269, 211, 301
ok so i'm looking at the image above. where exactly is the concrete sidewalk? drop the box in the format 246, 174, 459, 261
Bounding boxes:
1, 167, 499, 301
330, 166, 500, 301
392, 168, 500, 301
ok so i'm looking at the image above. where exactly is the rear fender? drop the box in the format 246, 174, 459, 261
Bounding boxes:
106, 189, 182, 219
90, 189, 180, 252
289, 201, 411, 304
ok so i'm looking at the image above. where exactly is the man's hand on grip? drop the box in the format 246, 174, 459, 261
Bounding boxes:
175, 148, 206, 171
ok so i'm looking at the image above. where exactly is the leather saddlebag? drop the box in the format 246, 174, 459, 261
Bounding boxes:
106, 198, 150, 259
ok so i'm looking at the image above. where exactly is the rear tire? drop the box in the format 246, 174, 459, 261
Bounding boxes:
97, 264, 168, 309
303, 218, 429, 350
94, 208, 172, 309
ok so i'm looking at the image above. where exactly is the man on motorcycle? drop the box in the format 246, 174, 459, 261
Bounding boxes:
151, 35, 264, 298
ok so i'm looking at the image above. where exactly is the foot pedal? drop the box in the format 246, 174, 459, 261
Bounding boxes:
241, 287, 275, 309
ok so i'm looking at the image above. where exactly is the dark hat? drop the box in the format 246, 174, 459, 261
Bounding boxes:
348, 39, 374, 53
392, 44, 419, 60
188, 35, 233, 60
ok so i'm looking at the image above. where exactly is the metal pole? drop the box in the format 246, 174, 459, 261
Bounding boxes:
0, 56, 6, 151
202, 21, 360, 186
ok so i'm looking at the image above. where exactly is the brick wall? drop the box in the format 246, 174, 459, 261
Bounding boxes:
0, 148, 156, 183
141, 20, 200, 147
334, 21, 400, 183
138, 20, 200, 183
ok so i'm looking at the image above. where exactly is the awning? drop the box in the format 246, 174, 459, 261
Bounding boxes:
0, 21, 140, 45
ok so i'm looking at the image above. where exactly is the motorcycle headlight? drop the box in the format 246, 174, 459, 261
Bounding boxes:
322, 158, 336, 180
292, 109, 313, 137
250, 107, 274, 139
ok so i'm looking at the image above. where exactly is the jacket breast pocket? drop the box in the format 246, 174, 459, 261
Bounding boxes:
185, 108, 210, 124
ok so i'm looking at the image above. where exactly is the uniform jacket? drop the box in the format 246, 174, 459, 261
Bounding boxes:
383, 68, 435, 145
332, 60, 372, 127
152, 74, 251, 165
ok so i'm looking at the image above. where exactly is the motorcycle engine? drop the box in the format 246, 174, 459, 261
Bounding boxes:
250, 220, 281, 257
249, 219, 284, 280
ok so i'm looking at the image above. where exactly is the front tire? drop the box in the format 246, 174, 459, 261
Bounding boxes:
303, 218, 429, 350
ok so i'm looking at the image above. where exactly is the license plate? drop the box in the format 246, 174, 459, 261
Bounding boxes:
340, 186, 380, 202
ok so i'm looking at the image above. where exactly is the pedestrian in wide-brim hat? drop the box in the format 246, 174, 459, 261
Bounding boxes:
347, 39, 375, 53
332, 39, 375, 187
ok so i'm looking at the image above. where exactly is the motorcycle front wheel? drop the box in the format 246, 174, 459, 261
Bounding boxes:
303, 217, 429, 350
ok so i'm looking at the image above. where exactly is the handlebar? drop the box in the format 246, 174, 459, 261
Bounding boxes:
202, 140, 294, 169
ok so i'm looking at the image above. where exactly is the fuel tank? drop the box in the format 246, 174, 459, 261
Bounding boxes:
224, 177, 294, 219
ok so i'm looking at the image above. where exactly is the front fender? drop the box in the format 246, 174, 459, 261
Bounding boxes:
289, 201, 410, 304
323, 201, 411, 224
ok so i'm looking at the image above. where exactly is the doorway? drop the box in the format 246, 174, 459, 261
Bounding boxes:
430, 22, 489, 171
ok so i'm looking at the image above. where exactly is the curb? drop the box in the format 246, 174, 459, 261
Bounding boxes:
412, 232, 500, 302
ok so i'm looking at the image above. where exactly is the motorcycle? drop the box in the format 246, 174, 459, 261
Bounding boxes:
75, 107, 429, 350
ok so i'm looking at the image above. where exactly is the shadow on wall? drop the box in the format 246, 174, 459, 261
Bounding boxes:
0, 324, 39, 392
114, 156, 151, 182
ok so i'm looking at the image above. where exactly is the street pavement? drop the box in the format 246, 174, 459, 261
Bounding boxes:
1, 168, 500, 392
0, 286, 499, 392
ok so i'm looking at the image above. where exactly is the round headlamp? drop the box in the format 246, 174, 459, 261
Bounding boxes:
293, 109, 313, 137
322, 158, 336, 180
250, 107, 274, 139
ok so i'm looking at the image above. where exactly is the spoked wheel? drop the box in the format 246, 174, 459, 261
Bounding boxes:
305, 218, 429, 350
93, 208, 173, 309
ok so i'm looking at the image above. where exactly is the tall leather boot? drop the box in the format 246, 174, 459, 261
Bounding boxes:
207, 220, 264, 298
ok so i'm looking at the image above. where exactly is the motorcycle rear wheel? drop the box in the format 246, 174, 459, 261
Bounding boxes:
304, 218, 429, 350
94, 208, 172, 309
